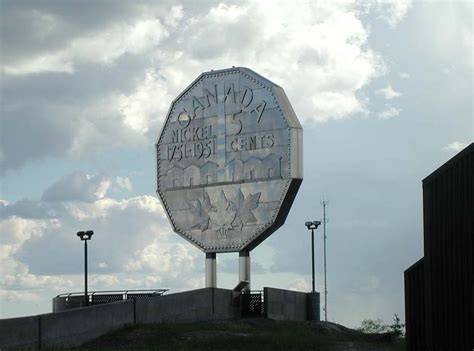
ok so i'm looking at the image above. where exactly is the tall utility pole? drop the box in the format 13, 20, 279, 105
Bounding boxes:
321, 200, 329, 321
304, 221, 321, 293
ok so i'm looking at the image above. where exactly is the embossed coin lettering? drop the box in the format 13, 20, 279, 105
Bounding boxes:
177, 110, 191, 128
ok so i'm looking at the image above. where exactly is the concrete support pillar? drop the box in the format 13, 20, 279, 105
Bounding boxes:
205, 252, 217, 288
239, 250, 250, 290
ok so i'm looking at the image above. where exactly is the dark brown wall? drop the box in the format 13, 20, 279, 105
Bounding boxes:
423, 144, 473, 351
404, 258, 425, 351
405, 143, 473, 351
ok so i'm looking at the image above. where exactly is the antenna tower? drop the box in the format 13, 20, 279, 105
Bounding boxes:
321, 199, 329, 321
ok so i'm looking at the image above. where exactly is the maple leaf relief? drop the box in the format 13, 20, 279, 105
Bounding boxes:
230, 190, 261, 230
208, 191, 236, 237
188, 199, 210, 231
188, 189, 260, 238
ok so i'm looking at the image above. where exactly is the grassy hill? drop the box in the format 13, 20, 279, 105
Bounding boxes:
67, 319, 405, 351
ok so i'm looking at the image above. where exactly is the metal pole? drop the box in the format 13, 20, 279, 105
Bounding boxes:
311, 228, 315, 293
84, 239, 88, 306
323, 202, 327, 321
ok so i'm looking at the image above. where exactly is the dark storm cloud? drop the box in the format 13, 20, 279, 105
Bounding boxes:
41, 171, 107, 202
1, 55, 148, 103
1, 102, 77, 171
0, 0, 221, 63
0, 199, 58, 219
0, 1, 181, 173
0, 60, 151, 173
15, 226, 81, 275
1, 0, 149, 62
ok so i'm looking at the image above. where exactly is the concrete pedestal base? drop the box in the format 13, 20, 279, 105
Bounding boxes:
306, 292, 320, 321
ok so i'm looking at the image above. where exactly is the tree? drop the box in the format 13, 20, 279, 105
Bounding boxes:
388, 314, 405, 337
357, 314, 405, 337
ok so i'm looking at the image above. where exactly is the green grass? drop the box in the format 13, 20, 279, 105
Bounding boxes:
64, 320, 405, 351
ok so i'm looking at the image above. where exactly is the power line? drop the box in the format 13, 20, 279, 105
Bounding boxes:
321, 199, 329, 322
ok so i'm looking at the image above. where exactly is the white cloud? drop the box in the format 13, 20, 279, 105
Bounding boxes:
90, 274, 119, 287
376, 84, 402, 99
444, 141, 470, 152
379, 105, 401, 119
0, 217, 42, 244
0, 290, 41, 303
163, 5, 184, 27
1, 1, 412, 172
3, 54, 74, 75
0, 217, 76, 303
127, 1, 387, 127
399, 72, 410, 79
370, 0, 413, 27
62, 0, 394, 149
209, 3, 247, 23
118, 69, 172, 134
124, 241, 197, 275
2, 270, 74, 292
0, 172, 202, 308
286, 277, 311, 292
115, 176, 132, 192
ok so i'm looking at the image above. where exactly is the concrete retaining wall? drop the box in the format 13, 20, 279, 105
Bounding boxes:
212, 288, 240, 319
0, 300, 134, 350
264, 287, 309, 321
0, 287, 313, 350
0, 288, 238, 350
136, 288, 238, 323
41, 300, 135, 348
0, 315, 39, 350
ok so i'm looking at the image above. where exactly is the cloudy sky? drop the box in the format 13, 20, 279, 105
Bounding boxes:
0, 0, 472, 326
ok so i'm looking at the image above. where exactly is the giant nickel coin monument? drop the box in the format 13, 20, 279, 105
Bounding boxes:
156, 67, 302, 288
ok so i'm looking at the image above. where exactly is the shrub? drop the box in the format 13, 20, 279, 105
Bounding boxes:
357, 314, 405, 337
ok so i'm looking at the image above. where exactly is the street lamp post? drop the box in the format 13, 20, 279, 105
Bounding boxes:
305, 221, 321, 293
77, 230, 94, 306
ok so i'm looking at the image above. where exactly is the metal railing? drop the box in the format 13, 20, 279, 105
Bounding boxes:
56, 289, 168, 305
241, 290, 264, 317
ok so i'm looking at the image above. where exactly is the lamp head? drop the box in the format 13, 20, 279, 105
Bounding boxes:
305, 221, 321, 230
77, 230, 94, 241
